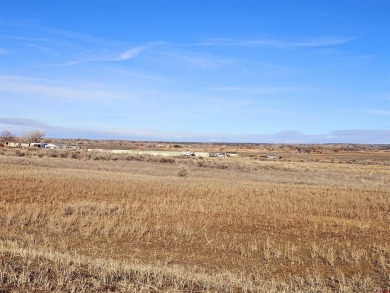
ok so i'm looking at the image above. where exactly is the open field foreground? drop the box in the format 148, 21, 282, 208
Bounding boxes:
0, 150, 389, 292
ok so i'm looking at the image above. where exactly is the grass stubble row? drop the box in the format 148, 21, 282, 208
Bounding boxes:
0, 152, 389, 292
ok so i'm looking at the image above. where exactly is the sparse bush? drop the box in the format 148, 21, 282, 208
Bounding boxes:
125, 154, 145, 161
92, 153, 106, 160
159, 157, 175, 163
15, 149, 25, 157
177, 166, 189, 177
70, 151, 81, 159
197, 160, 208, 167
111, 155, 119, 161
64, 207, 74, 216
216, 163, 228, 169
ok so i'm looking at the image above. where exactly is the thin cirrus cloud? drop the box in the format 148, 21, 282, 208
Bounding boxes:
116, 47, 145, 60
26, 23, 115, 47
25, 44, 59, 55
89, 45, 148, 62
367, 109, 390, 116
0, 76, 135, 100
35, 45, 148, 67
156, 50, 232, 69
78, 41, 166, 63
208, 87, 243, 91
0, 117, 200, 140
0, 117, 115, 138
207, 86, 301, 94
0, 47, 10, 54
197, 36, 356, 48
0, 118, 50, 129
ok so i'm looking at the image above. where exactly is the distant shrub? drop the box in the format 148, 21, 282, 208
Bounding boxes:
125, 155, 145, 161
177, 166, 189, 177
197, 161, 208, 168
15, 149, 25, 157
92, 153, 106, 161
159, 157, 175, 163
64, 207, 74, 216
70, 151, 81, 159
216, 164, 228, 169
110, 155, 119, 161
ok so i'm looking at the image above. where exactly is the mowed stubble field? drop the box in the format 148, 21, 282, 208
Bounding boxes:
0, 148, 389, 292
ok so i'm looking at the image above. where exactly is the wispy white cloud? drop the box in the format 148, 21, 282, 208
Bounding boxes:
156, 50, 232, 69
197, 36, 355, 48
0, 118, 49, 129
117, 47, 145, 60
4, 35, 53, 43
366, 109, 390, 115
34, 45, 147, 67
104, 67, 169, 82
78, 45, 147, 63
2, 23, 163, 68
207, 87, 243, 91
0, 76, 135, 100
317, 48, 378, 62
25, 44, 58, 55
38, 25, 115, 47
0, 117, 203, 140
208, 86, 301, 94
0, 47, 10, 54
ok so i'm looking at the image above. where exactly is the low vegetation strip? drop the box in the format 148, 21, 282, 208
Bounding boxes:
0, 241, 382, 292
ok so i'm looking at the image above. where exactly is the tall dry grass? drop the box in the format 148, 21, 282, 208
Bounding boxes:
0, 152, 389, 292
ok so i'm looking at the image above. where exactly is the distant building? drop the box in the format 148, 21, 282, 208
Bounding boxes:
4, 141, 49, 148
30, 143, 47, 148
4, 141, 21, 148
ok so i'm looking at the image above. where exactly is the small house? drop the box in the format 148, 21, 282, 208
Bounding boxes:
4, 141, 21, 148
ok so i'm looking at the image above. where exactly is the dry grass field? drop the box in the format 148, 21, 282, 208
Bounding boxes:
0, 147, 389, 292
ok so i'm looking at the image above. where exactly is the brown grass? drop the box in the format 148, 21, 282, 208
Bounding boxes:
0, 149, 389, 292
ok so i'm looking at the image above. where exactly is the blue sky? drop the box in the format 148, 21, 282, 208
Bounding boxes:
0, 0, 389, 143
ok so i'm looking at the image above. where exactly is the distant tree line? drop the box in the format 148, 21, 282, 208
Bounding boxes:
0, 130, 45, 143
